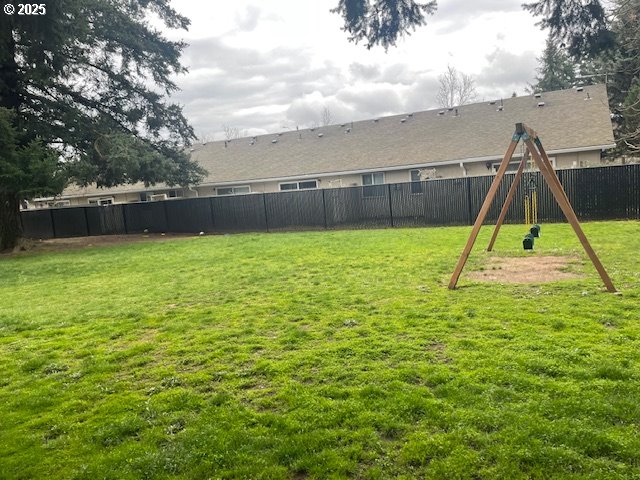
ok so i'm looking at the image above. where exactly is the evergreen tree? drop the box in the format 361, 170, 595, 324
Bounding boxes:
331, 0, 437, 50
0, 0, 204, 250
529, 37, 577, 93
523, 0, 614, 59
526, 0, 640, 155
609, 0, 640, 153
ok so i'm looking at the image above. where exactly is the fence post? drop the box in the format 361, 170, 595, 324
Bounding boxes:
322, 189, 328, 229
387, 184, 394, 227
262, 193, 269, 232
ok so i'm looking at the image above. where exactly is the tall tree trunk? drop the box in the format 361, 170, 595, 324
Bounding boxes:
0, 193, 21, 251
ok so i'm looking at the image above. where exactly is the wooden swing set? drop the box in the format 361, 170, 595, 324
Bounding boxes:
448, 123, 616, 293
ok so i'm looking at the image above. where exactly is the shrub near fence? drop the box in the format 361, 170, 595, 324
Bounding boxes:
19, 164, 640, 240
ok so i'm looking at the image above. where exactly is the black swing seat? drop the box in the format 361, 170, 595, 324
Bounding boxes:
530, 224, 541, 238
523, 233, 534, 250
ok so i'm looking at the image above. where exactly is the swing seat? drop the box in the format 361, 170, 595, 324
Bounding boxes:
530, 224, 540, 238
523, 233, 534, 250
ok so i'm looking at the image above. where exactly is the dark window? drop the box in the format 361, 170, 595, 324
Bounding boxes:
279, 181, 317, 191
218, 186, 250, 195
362, 172, 384, 186
298, 180, 318, 190
410, 169, 423, 194
362, 172, 385, 197
492, 162, 522, 174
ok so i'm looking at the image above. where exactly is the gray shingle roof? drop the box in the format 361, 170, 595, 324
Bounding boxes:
62, 84, 614, 197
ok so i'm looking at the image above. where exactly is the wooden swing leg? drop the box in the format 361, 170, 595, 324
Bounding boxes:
487, 150, 528, 252
448, 139, 519, 289
524, 139, 616, 292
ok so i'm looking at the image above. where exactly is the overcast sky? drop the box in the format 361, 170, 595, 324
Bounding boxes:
164, 1, 548, 140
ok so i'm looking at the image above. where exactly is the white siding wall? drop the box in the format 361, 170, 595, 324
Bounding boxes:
32, 149, 607, 207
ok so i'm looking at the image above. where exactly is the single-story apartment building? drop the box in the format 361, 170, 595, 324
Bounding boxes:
30, 84, 615, 208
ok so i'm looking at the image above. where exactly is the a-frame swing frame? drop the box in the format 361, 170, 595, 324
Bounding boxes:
448, 122, 616, 293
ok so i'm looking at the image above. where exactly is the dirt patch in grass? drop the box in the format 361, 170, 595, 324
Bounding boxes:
3, 233, 198, 256
468, 255, 583, 284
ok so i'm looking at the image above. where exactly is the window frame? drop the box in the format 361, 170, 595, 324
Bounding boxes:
88, 197, 114, 206
492, 156, 556, 174
362, 172, 385, 186
217, 185, 251, 196
361, 172, 385, 197
278, 180, 318, 191
409, 169, 424, 194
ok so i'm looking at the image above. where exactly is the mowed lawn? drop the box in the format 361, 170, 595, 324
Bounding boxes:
1, 222, 639, 479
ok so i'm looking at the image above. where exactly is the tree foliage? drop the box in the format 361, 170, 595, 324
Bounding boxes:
522, 0, 614, 59
526, 0, 640, 155
0, 0, 205, 248
331, 0, 437, 50
8, 0, 204, 187
0, 108, 64, 197
529, 37, 576, 92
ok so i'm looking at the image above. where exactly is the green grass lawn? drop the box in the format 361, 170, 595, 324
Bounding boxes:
1, 221, 639, 479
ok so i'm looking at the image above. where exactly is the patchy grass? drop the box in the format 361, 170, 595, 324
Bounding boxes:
0, 221, 639, 479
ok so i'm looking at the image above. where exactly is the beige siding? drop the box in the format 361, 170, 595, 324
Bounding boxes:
464, 162, 492, 176
31, 148, 609, 207
555, 151, 601, 169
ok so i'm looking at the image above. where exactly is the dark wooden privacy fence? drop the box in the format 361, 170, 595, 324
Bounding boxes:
19, 164, 640, 239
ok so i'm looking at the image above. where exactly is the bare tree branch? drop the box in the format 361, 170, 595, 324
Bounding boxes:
436, 65, 477, 108
320, 107, 333, 126
222, 124, 240, 141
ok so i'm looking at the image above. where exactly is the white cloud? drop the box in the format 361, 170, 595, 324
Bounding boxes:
166, 0, 548, 139
235, 5, 262, 32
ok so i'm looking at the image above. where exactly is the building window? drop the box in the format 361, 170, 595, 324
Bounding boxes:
298, 180, 318, 189
492, 161, 522, 174
140, 192, 153, 202
89, 197, 114, 206
410, 169, 423, 194
168, 189, 183, 198
362, 172, 384, 186
362, 172, 385, 197
492, 156, 556, 174
279, 180, 318, 191
217, 186, 251, 196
